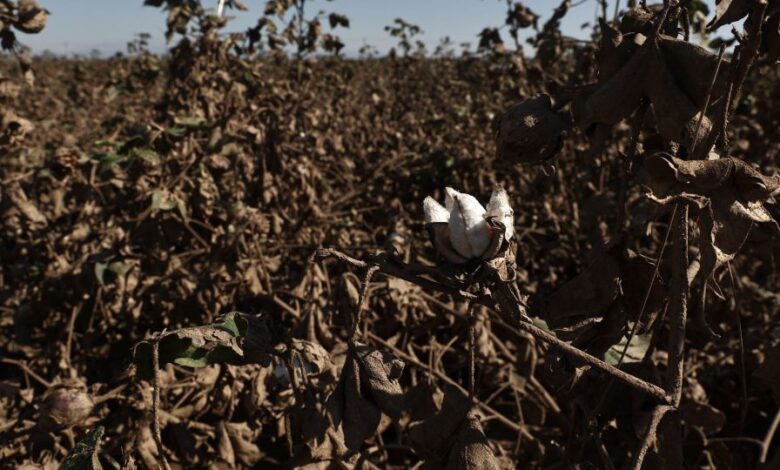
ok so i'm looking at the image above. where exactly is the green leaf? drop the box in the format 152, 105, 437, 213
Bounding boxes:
150, 189, 178, 211
132, 312, 249, 381
165, 126, 187, 138
130, 148, 161, 166
94, 262, 107, 285
108, 261, 132, 276
532, 317, 551, 331
93, 151, 125, 174
61, 426, 104, 470
605, 334, 652, 366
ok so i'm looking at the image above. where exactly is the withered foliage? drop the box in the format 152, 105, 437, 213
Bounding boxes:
1, 1, 780, 469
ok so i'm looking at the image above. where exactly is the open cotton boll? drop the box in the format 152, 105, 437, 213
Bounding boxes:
423, 187, 514, 264
486, 187, 514, 242
448, 191, 491, 259
444, 187, 458, 212
423, 196, 450, 224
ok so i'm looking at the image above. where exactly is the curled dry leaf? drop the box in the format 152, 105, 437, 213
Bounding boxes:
409, 388, 500, 468
762, 9, 780, 63
220, 421, 263, 466
641, 153, 780, 331
494, 94, 567, 165
706, 0, 752, 31
5, 182, 47, 227
680, 380, 726, 436
408, 386, 471, 462
543, 245, 665, 357
573, 29, 729, 159
303, 343, 404, 462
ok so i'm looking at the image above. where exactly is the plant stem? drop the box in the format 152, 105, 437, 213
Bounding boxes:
665, 204, 689, 406
630, 405, 673, 469
760, 408, 780, 464
152, 339, 171, 470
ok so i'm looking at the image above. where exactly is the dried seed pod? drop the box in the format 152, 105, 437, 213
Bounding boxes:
13, 0, 49, 34
619, 4, 664, 35
1, 111, 34, 146
494, 94, 566, 165
39, 384, 95, 431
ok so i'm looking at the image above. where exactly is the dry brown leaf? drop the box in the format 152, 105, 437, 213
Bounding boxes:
574, 34, 728, 159
6, 182, 47, 227
707, 0, 752, 31
302, 343, 405, 463
445, 412, 501, 470
641, 153, 780, 333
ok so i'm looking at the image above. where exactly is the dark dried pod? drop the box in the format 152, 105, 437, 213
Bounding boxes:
619, 5, 663, 35
39, 384, 95, 431
508, 3, 538, 29
494, 94, 566, 165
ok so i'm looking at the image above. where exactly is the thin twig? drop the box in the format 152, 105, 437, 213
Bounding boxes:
760, 408, 780, 464
319, 247, 671, 403
720, 2, 768, 152
366, 331, 535, 440
0, 358, 52, 388
152, 339, 171, 470
728, 262, 749, 433
590, 204, 677, 432
350, 265, 379, 341
689, 45, 726, 158
64, 303, 82, 372
665, 205, 689, 406
468, 303, 476, 401
621, 204, 677, 367
630, 405, 673, 469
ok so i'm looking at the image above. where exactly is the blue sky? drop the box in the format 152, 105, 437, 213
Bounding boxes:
18, 0, 716, 56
